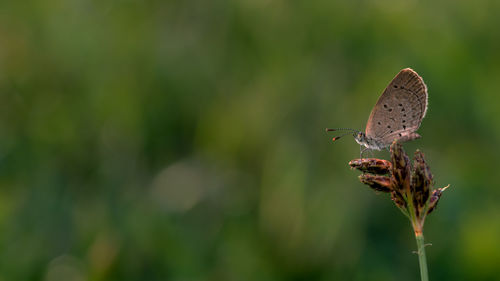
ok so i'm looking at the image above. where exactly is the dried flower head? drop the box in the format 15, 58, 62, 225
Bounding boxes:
350, 140, 449, 229
349, 158, 392, 175
359, 174, 392, 193
390, 141, 411, 193
411, 150, 432, 218
427, 185, 450, 215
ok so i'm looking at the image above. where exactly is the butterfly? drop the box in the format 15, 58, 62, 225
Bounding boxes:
327, 68, 428, 154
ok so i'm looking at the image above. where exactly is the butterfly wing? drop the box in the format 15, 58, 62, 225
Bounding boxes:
379, 131, 421, 146
365, 68, 428, 143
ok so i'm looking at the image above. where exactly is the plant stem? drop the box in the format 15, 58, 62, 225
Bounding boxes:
415, 231, 429, 281
407, 196, 429, 281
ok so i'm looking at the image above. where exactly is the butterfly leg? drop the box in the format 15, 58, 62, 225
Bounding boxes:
360, 146, 369, 159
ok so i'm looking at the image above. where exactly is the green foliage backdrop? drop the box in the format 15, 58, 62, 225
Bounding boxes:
1, 0, 500, 280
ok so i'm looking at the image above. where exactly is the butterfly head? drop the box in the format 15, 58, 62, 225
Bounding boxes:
354, 131, 366, 143
353, 131, 369, 146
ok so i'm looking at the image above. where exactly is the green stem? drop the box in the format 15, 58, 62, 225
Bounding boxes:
415, 231, 429, 281
406, 193, 429, 281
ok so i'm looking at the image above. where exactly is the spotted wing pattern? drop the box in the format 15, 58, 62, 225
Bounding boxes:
365, 68, 428, 145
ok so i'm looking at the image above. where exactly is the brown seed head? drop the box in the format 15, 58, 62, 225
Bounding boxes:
349, 158, 392, 175
427, 185, 450, 215
359, 174, 392, 193
391, 190, 407, 210
390, 141, 411, 192
348, 141, 449, 223
411, 150, 432, 216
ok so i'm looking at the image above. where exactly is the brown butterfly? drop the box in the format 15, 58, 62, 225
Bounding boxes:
327, 68, 428, 154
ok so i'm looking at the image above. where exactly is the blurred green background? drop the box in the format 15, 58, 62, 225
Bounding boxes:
1, 0, 500, 280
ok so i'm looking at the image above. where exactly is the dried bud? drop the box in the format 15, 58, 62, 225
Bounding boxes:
427, 185, 450, 215
349, 158, 392, 175
411, 150, 432, 216
391, 190, 407, 210
390, 141, 411, 192
359, 174, 392, 192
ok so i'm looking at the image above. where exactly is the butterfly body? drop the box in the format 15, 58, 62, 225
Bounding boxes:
354, 131, 421, 151
354, 132, 387, 151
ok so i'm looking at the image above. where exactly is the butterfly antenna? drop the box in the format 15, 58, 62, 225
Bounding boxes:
325, 128, 358, 133
325, 128, 359, 142
330, 132, 356, 142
